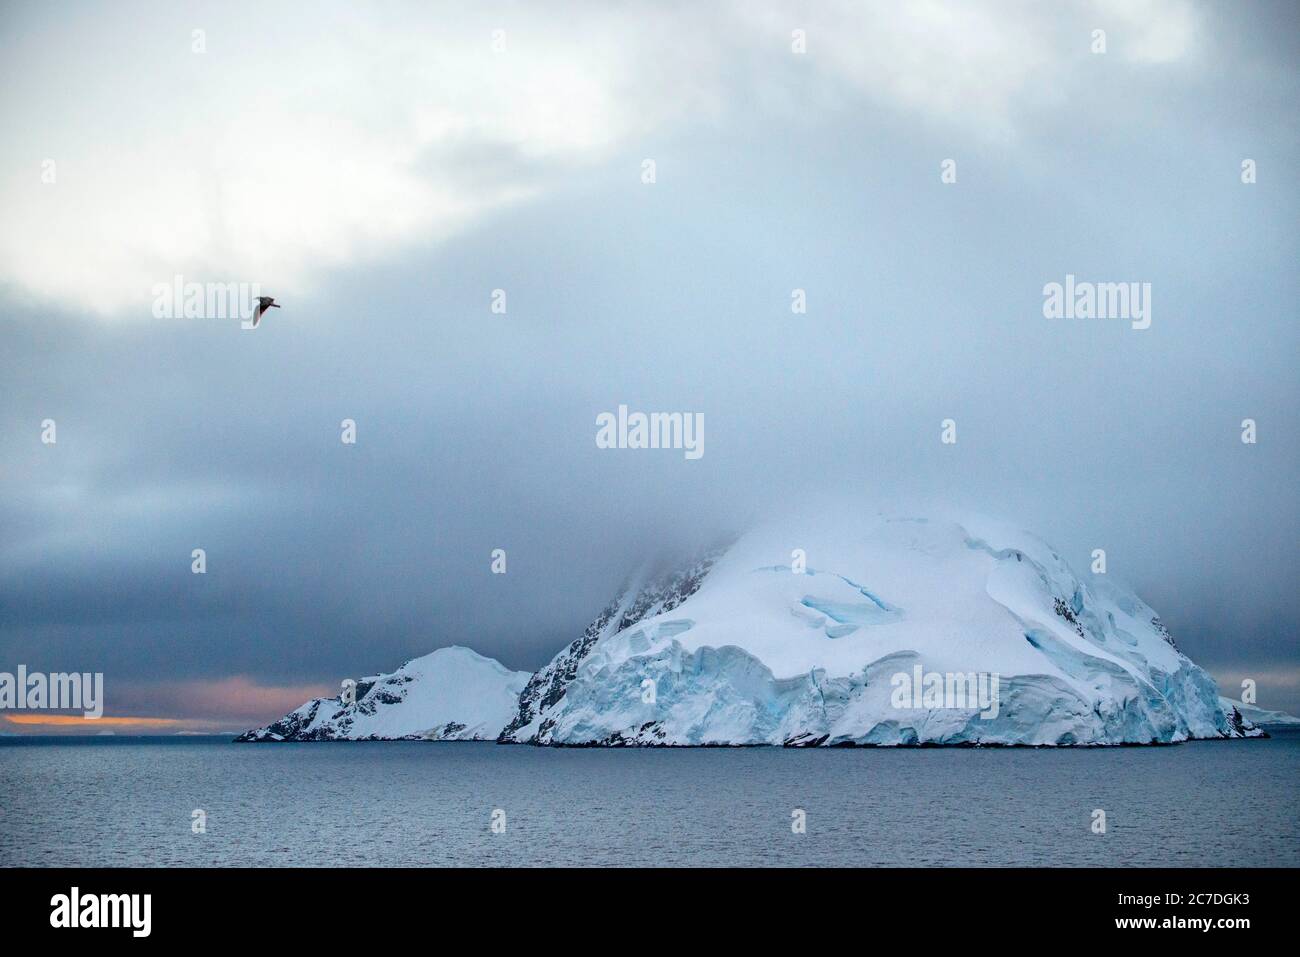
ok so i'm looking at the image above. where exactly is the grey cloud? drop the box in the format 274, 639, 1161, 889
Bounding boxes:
0, 0, 1297, 720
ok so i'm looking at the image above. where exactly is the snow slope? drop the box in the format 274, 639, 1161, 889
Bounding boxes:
501, 514, 1261, 747
237, 646, 529, 742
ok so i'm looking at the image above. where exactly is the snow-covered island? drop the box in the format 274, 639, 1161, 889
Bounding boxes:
241, 515, 1275, 747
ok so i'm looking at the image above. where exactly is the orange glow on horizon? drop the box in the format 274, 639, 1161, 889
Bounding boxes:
2, 713, 189, 728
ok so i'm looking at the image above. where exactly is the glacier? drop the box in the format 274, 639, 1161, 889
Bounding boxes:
237, 646, 529, 742
500, 515, 1263, 747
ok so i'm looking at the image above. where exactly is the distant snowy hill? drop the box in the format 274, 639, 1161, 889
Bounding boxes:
238, 646, 529, 742
1218, 697, 1300, 729
500, 514, 1262, 747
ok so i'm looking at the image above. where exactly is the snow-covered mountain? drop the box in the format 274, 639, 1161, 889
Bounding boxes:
237, 646, 529, 742
500, 514, 1262, 747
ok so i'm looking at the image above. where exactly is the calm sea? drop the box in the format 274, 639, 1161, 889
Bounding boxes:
2, 732, 1297, 867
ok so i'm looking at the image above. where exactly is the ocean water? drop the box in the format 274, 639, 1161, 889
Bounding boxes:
1, 733, 1297, 867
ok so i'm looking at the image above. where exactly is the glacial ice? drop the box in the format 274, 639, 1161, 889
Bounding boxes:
500, 515, 1262, 747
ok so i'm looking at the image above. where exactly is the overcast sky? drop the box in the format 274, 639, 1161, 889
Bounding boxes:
1, 0, 1297, 731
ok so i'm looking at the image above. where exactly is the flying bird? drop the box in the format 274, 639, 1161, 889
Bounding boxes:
250, 296, 280, 328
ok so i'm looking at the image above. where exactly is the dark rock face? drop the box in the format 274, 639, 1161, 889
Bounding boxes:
1151, 616, 1178, 650
499, 546, 725, 743
239, 675, 414, 741
1227, 706, 1249, 737
234, 699, 344, 742
1053, 596, 1085, 638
